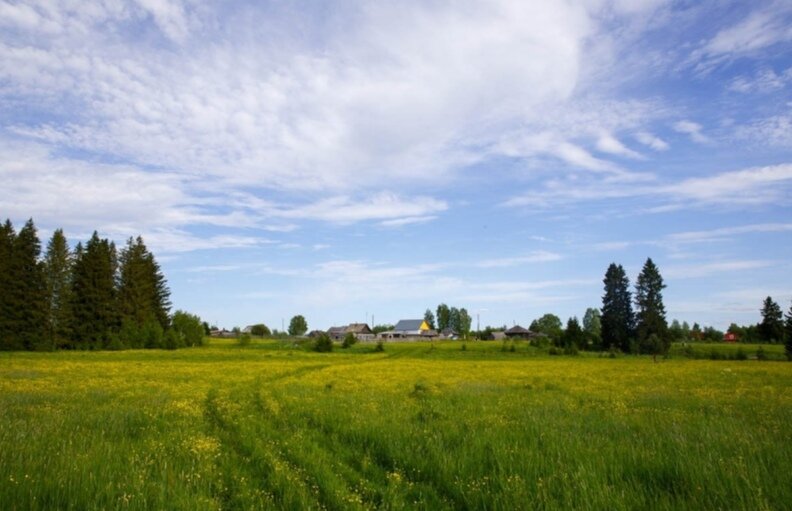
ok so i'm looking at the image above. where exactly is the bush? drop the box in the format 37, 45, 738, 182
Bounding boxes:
171, 311, 205, 347
238, 333, 252, 346
563, 345, 579, 356
314, 333, 333, 353
164, 329, 183, 350
250, 324, 271, 337
461, 343, 467, 351
374, 341, 385, 352
735, 348, 747, 360
341, 333, 357, 349
756, 347, 767, 361
548, 347, 561, 356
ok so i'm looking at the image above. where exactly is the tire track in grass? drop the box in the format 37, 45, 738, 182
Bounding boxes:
203, 387, 316, 510
257, 384, 459, 509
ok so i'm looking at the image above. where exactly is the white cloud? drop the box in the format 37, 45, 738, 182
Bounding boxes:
380, 216, 438, 228
695, 5, 792, 64
664, 260, 774, 279
475, 251, 563, 268
634, 131, 669, 150
728, 67, 792, 94
596, 132, 644, 159
735, 111, 792, 148
666, 223, 792, 243
673, 120, 709, 143
504, 162, 792, 211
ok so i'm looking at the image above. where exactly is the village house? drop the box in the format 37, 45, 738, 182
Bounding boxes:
380, 319, 435, 339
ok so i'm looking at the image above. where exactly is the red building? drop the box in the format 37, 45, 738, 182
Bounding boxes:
723, 332, 738, 343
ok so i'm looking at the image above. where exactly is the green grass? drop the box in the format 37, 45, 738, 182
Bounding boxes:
1, 339, 791, 510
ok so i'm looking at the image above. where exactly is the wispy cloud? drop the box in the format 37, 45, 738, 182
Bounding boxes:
673, 120, 709, 144
475, 251, 563, 268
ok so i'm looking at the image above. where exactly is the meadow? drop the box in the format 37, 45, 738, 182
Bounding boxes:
1, 339, 790, 510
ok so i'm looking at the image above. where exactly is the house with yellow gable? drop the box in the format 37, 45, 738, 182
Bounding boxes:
380, 319, 436, 339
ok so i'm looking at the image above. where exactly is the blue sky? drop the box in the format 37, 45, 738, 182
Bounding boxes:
1, 0, 790, 331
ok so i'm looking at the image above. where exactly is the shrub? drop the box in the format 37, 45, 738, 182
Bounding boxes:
341, 333, 357, 348
164, 329, 183, 350
461, 343, 467, 351
563, 345, 579, 356
171, 311, 205, 346
314, 333, 333, 353
238, 333, 252, 347
374, 341, 385, 352
756, 347, 767, 361
735, 348, 747, 360
548, 346, 561, 356
250, 323, 271, 337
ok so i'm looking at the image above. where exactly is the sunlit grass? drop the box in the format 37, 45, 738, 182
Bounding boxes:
1, 339, 790, 509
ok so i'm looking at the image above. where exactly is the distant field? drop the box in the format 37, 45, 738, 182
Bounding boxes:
1, 339, 791, 510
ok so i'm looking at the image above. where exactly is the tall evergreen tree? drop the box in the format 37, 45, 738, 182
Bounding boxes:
9, 219, 48, 350
43, 229, 73, 349
759, 296, 784, 343
0, 220, 15, 349
117, 236, 171, 335
635, 258, 669, 354
70, 232, 119, 347
601, 263, 634, 352
784, 301, 792, 361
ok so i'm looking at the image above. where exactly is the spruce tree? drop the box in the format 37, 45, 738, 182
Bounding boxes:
635, 258, 669, 354
0, 220, 15, 349
43, 229, 73, 349
117, 236, 171, 345
70, 232, 119, 347
759, 296, 784, 343
784, 301, 792, 361
601, 263, 634, 352
10, 219, 48, 350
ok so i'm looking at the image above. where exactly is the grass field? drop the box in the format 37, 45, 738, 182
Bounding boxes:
1, 339, 791, 510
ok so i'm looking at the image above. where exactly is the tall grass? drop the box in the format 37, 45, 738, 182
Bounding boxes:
1, 340, 790, 509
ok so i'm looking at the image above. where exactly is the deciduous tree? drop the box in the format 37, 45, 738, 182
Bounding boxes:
288, 315, 308, 336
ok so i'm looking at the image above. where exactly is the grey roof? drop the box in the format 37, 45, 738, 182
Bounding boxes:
393, 319, 425, 332
327, 326, 346, 334
505, 325, 533, 335
346, 323, 373, 334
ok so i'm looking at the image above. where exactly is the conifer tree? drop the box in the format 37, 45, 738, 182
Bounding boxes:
43, 229, 73, 349
601, 263, 634, 352
0, 220, 15, 349
635, 258, 669, 354
9, 220, 48, 350
70, 232, 119, 347
117, 236, 171, 340
759, 296, 784, 343
784, 301, 792, 361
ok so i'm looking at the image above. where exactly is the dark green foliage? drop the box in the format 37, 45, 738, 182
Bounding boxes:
171, 310, 205, 347
582, 308, 602, 348
424, 309, 436, 330
530, 313, 563, 344
601, 263, 635, 352
238, 333, 252, 346
372, 324, 393, 334
635, 258, 669, 354
288, 315, 308, 336
759, 296, 784, 343
374, 340, 385, 352
341, 332, 357, 348
43, 229, 73, 349
70, 233, 119, 347
3, 220, 49, 350
458, 308, 472, 338
561, 317, 586, 350
0, 220, 15, 348
250, 323, 271, 337
756, 347, 768, 361
118, 236, 171, 333
313, 333, 333, 352
786, 302, 792, 361
436, 303, 450, 331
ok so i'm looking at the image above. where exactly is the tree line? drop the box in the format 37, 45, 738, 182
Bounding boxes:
0, 218, 203, 351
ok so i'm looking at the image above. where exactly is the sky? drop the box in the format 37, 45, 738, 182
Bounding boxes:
1, 0, 791, 332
